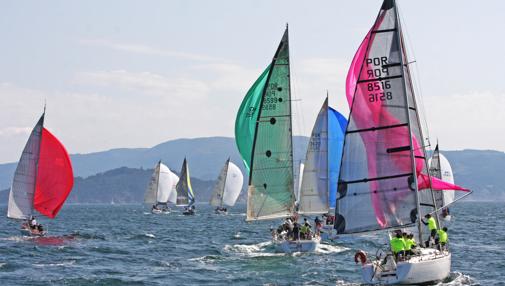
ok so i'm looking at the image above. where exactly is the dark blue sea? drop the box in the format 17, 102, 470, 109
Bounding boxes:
0, 202, 502, 285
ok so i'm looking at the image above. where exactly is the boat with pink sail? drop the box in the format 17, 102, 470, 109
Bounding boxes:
335, 0, 471, 284
7, 109, 74, 237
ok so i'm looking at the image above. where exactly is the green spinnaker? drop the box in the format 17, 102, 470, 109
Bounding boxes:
235, 65, 270, 172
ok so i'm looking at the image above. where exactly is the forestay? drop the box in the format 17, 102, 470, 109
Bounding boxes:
236, 27, 295, 221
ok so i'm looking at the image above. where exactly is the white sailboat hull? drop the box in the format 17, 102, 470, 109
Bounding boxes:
273, 236, 320, 253
151, 208, 170, 214
362, 248, 451, 285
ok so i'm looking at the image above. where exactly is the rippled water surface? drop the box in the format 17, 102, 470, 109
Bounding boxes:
0, 202, 502, 285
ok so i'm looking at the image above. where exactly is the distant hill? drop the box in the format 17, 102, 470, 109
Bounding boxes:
0, 136, 504, 202
0, 167, 219, 205
0, 136, 309, 190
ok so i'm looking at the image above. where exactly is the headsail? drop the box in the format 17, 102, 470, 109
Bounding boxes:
157, 163, 173, 204
176, 158, 195, 206
236, 27, 295, 221
7, 114, 44, 219
328, 107, 347, 209
429, 145, 456, 218
33, 128, 74, 219
168, 171, 179, 204
299, 99, 329, 214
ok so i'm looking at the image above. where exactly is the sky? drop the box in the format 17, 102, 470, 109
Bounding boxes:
0, 0, 504, 163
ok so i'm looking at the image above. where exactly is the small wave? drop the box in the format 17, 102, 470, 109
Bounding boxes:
188, 255, 221, 263
0, 262, 6, 268
437, 272, 478, 286
223, 241, 284, 257
69, 231, 106, 240
232, 232, 243, 240
33, 260, 76, 268
315, 243, 348, 254
0, 236, 30, 242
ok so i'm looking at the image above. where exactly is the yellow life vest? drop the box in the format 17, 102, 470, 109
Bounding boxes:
390, 237, 405, 253
437, 229, 448, 243
405, 238, 416, 250
427, 217, 437, 231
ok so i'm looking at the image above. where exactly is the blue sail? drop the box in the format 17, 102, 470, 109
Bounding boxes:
328, 107, 347, 209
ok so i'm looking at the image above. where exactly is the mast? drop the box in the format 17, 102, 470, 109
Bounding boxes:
286, 23, 295, 215
395, 2, 440, 234
392, 1, 423, 242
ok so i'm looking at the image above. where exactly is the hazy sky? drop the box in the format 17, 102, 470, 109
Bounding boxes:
1, 0, 504, 163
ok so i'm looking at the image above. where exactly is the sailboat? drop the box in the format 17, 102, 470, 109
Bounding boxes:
298, 96, 347, 241
335, 0, 471, 284
144, 161, 174, 214
7, 110, 74, 236
429, 144, 455, 221
175, 158, 196, 215
209, 159, 244, 215
235, 26, 319, 253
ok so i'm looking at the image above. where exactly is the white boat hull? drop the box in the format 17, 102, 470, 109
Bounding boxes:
214, 209, 228, 215
151, 208, 170, 214
274, 237, 320, 253
362, 248, 451, 285
20, 226, 46, 237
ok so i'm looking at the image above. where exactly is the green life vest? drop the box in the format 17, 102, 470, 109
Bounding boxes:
300, 225, 308, 234
405, 238, 416, 250
390, 237, 405, 253
427, 217, 437, 231
437, 229, 448, 243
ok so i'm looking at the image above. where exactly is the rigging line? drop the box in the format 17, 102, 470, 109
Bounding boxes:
397, 4, 432, 150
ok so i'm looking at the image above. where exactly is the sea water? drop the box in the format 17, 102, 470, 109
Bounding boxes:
0, 202, 502, 285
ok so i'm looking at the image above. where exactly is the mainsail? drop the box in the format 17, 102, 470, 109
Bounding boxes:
429, 145, 455, 217
8, 115, 44, 219
144, 161, 174, 205
298, 98, 348, 214
299, 99, 329, 214
8, 112, 74, 220
210, 159, 244, 208
335, 0, 468, 234
236, 27, 295, 221
176, 158, 195, 207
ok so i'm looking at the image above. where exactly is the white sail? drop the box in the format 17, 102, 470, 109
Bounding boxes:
144, 162, 160, 205
221, 161, 243, 207
168, 171, 179, 204
299, 99, 329, 214
156, 163, 173, 204
8, 115, 44, 219
439, 153, 455, 206
295, 162, 305, 203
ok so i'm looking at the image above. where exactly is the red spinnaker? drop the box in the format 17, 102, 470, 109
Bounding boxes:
34, 128, 74, 218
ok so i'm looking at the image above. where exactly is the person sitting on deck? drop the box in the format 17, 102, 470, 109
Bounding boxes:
323, 213, 335, 225
300, 223, 309, 240
436, 227, 449, 251
422, 214, 437, 247
405, 233, 417, 257
390, 233, 406, 261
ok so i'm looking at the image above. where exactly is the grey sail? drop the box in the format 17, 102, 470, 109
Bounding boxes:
335, 1, 435, 235
210, 159, 230, 208
8, 114, 44, 219
144, 161, 161, 205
